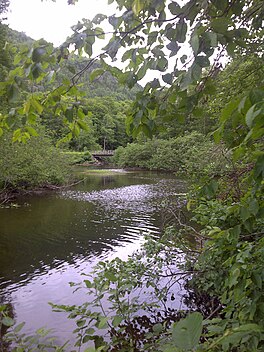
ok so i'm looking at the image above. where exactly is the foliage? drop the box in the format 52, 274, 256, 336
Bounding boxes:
63, 150, 92, 164
0, 130, 70, 190
113, 132, 229, 177
1, 0, 263, 141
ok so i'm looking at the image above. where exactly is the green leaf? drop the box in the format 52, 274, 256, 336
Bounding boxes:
25, 126, 38, 136
176, 20, 187, 43
104, 39, 120, 60
98, 316, 108, 329
191, 63, 201, 81
248, 199, 259, 216
7, 84, 19, 102
171, 313, 203, 350
2, 316, 14, 327
162, 73, 173, 85
77, 319, 86, 327
84, 42, 93, 56
132, 0, 144, 15
220, 99, 239, 123
95, 27, 105, 39
206, 32, 218, 47
84, 279, 93, 288
32, 47, 45, 63
112, 315, 123, 327
245, 105, 261, 128
31, 98, 43, 114
195, 56, 210, 68
166, 41, 179, 57
190, 34, 199, 55
104, 272, 117, 282
65, 108, 74, 122
157, 57, 168, 71
13, 322, 25, 333
92, 14, 107, 25
211, 18, 230, 34
168, 1, 181, 15
77, 120, 89, 131
31, 63, 42, 79
90, 68, 104, 82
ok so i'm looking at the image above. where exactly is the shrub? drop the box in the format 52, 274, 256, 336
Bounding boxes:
0, 132, 70, 189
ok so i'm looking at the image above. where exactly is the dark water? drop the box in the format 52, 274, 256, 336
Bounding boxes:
0, 169, 186, 345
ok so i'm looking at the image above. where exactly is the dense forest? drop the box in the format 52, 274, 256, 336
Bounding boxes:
0, 0, 263, 351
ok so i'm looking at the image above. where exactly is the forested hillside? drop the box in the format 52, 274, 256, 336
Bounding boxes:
0, 26, 139, 195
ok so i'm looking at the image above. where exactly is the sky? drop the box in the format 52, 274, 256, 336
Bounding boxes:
7, 0, 114, 46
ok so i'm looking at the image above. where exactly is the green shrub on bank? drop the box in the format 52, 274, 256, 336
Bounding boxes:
113, 132, 229, 178
0, 133, 70, 189
62, 150, 92, 165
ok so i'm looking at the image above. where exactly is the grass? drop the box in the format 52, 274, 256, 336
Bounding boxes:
75, 168, 129, 176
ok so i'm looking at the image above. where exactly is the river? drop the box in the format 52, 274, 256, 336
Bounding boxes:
0, 168, 186, 348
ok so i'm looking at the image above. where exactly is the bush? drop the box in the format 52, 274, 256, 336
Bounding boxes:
62, 150, 92, 165
113, 132, 229, 177
0, 132, 70, 189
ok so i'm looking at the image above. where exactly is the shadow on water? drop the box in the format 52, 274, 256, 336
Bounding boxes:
0, 169, 187, 343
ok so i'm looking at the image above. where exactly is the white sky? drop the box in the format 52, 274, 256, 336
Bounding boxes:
7, 0, 114, 46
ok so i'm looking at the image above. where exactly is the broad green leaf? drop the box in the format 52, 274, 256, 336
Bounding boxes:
211, 18, 230, 34
31, 63, 42, 79
132, 0, 144, 15
226, 42, 237, 57
32, 47, 45, 63
2, 316, 14, 327
31, 98, 43, 114
13, 322, 25, 333
72, 123, 80, 136
25, 126, 38, 136
195, 56, 210, 68
162, 73, 173, 85
220, 99, 239, 123
84, 279, 93, 288
157, 57, 168, 71
98, 316, 108, 329
171, 312, 203, 350
245, 105, 261, 128
94, 27, 105, 39
166, 41, 179, 57
65, 108, 74, 122
7, 84, 19, 102
90, 68, 104, 82
104, 272, 117, 282
168, 1, 181, 15
84, 42, 93, 57
191, 63, 202, 81
112, 315, 123, 327
92, 14, 107, 25
77, 120, 89, 131
176, 20, 187, 43
190, 34, 199, 55
248, 199, 259, 216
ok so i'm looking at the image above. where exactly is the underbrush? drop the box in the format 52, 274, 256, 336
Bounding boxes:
62, 150, 92, 165
112, 132, 229, 179
0, 132, 70, 202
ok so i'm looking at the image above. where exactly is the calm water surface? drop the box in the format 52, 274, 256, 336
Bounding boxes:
0, 169, 186, 345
